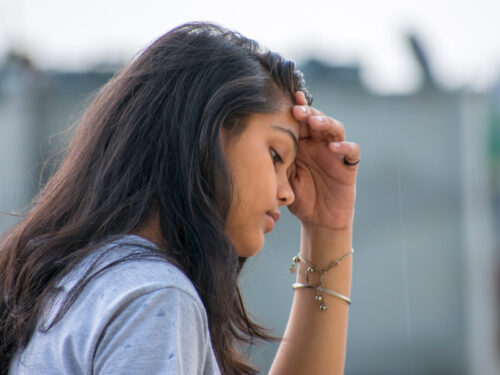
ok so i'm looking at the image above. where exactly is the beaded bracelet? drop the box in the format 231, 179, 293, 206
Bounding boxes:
290, 249, 354, 311
289, 249, 354, 282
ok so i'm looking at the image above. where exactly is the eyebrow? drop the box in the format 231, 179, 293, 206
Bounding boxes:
271, 125, 298, 151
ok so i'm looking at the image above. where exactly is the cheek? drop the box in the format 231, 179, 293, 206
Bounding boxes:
241, 163, 277, 204
228, 143, 278, 222
229, 171, 276, 228
235, 152, 274, 192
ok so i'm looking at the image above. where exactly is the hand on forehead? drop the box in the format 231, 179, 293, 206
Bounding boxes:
292, 91, 346, 144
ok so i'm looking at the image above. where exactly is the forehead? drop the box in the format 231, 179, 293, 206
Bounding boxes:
245, 105, 300, 137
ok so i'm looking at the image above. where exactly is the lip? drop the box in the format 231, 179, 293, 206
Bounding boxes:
266, 211, 280, 224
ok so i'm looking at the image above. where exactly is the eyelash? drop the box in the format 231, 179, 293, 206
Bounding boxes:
270, 148, 283, 164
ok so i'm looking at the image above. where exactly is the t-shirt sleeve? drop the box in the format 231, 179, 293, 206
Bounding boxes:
93, 287, 213, 375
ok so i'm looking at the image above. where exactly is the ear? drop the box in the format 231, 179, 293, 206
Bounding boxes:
220, 126, 229, 146
219, 126, 234, 167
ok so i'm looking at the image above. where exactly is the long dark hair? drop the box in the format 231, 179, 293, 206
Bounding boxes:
0, 22, 312, 374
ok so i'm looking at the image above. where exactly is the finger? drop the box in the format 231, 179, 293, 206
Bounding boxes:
292, 101, 342, 141
309, 116, 345, 143
292, 105, 324, 123
293, 105, 327, 140
293, 105, 313, 139
328, 141, 361, 164
294, 91, 307, 106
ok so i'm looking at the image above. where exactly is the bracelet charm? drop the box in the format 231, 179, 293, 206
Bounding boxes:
289, 256, 299, 273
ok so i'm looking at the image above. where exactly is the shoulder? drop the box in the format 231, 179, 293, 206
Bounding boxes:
10, 235, 221, 375
65, 234, 197, 295
58, 234, 207, 331
73, 234, 207, 325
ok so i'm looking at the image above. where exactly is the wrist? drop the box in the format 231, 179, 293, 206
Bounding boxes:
300, 225, 353, 265
299, 208, 355, 234
294, 225, 354, 307
301, 224, 352, 238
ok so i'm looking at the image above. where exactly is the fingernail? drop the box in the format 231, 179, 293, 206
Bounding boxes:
299, 106, 307, 113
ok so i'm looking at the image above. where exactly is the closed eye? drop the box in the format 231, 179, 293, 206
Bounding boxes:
270, 148, 283, 164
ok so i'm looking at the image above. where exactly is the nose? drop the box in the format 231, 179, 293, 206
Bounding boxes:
277, 178, 295, 207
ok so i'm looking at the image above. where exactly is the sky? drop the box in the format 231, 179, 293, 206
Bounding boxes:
0, 0, 499, 94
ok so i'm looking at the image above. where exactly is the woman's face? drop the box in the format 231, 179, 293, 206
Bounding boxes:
222, 104, 300, 257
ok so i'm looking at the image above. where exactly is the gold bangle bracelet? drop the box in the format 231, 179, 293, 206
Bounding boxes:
292, 282, 352, 310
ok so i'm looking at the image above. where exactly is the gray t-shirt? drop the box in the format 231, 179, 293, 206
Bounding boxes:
9, 235, 221, 375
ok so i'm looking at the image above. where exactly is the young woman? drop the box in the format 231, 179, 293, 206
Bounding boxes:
0, 22, 360, 374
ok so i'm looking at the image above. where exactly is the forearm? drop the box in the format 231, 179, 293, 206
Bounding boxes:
269, 225, 353, 375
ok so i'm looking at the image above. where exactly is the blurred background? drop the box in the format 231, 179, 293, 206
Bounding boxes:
0, 0, 499, 374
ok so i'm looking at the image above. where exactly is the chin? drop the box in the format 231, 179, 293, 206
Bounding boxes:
235, 235, 265, 257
